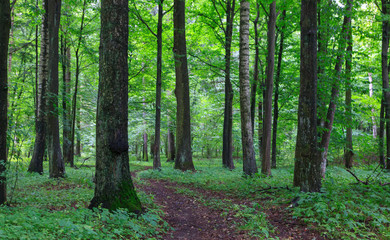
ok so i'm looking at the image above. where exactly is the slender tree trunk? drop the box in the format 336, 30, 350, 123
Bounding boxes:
89, 0, 142, 213
272, 10, 286, 169
261, 1, 276, 176
173, 0, 194, 171
0, 0, 11, 205
379, 99, 385, 167
382, 0, 390, 170
320, 0, 353, 177
239, 0, 257, 176
47, 0, 65, 178
250, 1, 260, 135
29, 0, 49, 174
153, 0, 164, 170
368, 73, 377, 138
70, 0, 87, 164
167, 126, 175, 162
76, 117, 81, 156
222, 0, 236, 170
35, 0, 39, 122
294, 0, 322, 192
61, 36, 72, 166
344, 22, 353, 169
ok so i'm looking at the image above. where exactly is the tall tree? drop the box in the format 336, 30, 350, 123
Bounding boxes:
344, 16, 353, 169
222, 0, 236, 170
293, 0, 321, 192
250, 0, 260, 138
89, 0, 142, 212
272, 10, 287, 169
239, 0, 257, 176
29, 0, 49, 174
47, 0, 65, 178
173, 0, 195, 171
261, 1, 276, 176
382, 0, 390, 170
319, 0, 353, 177
0, 0, 11, 205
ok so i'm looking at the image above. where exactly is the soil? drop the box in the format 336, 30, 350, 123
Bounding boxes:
133, 169, 326, 240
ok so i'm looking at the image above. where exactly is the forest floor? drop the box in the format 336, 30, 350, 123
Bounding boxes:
134, 166, 326, 240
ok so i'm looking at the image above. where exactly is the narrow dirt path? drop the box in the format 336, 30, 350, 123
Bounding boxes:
137, 179, 249, 240
132, 168, 326, 240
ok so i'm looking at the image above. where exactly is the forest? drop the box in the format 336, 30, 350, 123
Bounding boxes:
0, 0, 390, 239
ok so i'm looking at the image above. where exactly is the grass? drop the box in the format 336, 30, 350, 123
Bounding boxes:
139, 158, 390, 240
2, 156, 389, 239
1, 158, 170, 240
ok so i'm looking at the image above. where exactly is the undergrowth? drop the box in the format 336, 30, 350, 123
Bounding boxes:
139, 158, 390, 239
1, 159, 169, 240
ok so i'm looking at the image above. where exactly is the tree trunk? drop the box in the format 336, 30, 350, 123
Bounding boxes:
29, 0, 48, 174
70, 0, 87, 164
167, 126, 175, 162
61, 36, 72, 167
272, 10, 286, 169
173, 0, 194, 171
382, 0, 390, 170
344, 23, 353, 169
293, 0, 321, 192
368, 73, 377, 138
261, 1, 276, 176
320, 0, 353, 177
250, 1, 259, 135
222, 0, 236, 170
239, 0, 257, 176
379, 99, 385, 167
0, 0, 11, 205
153, 0, 164, 170
47, 0, 65, 178
89, 0, 142, 213
142, 133, 148, 161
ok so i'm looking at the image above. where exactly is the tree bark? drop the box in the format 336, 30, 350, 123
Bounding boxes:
382, 0, 390, 170
173, 0, 194, 171
250, 1, 259, 135
153, 0, 164, 170
29, 0, 48, 174
239, 0, 257, 176
319, 0, 353, 177
89, 0, 142, 213
368, 73, 377, 138
379, 99, 385, 167
344, 23, 353, 169
61, 35, 72, 167
167, 125, 175, 162
294, 0, 322, 192
222, 0, 236, 170
0, 0, 11, 205
272, 10, 286, 169
261, 1, 276, 176
47, 0, 65, 178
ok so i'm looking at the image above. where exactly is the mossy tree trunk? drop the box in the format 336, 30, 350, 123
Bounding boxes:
29, 0, 48, 174
0, 0, 11, 205
89, 0, 141, 213
293, 0, 321, 192
173, 0, 195, 171
239, 0, 257, 176
47, 0, 65, 178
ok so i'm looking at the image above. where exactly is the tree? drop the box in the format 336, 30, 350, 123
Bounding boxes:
261, 1, 276, 176
319, 0, 353, 176
222, 0, 236, 170
47, 0, 65, 178
344, 13, 353, 169
293, 0, 321, 192
272, 10, 287, 169
173, 0, 195, 171
239, 0, 257, 176
89, 0, 142, 212
382, 0, 390, 169
29, 0, 49, 174
0, 0, 11, 205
